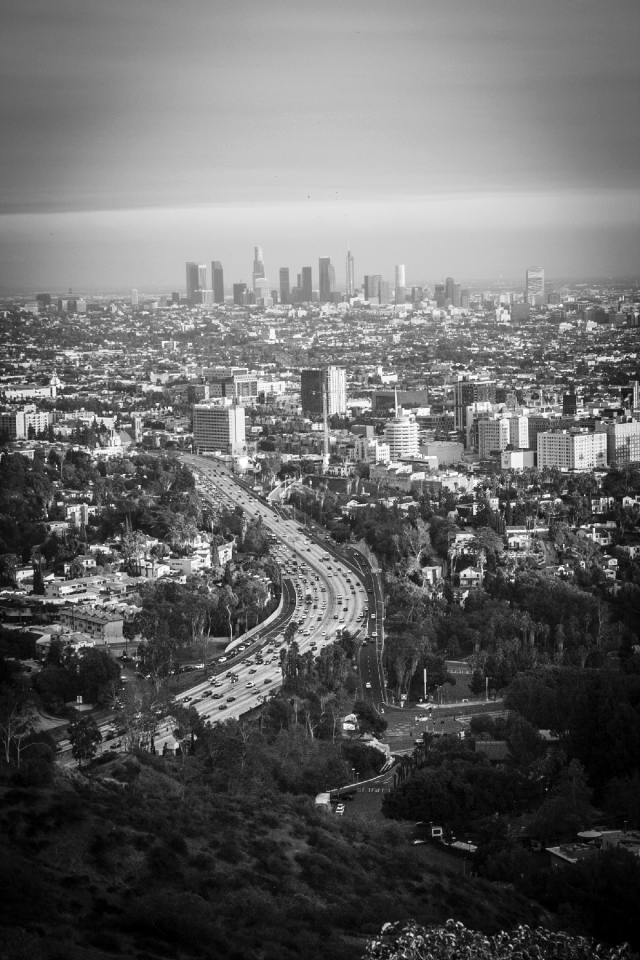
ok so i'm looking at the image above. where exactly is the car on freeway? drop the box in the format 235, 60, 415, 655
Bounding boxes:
248, 668, 257, 674
365, 682, 372, 689
218, 704, 227, 711
246, 681, 255, 688
183, 696, 192, 703
263, 678, 272, 684
212, 693, 223, 699
218, 657, 228, 663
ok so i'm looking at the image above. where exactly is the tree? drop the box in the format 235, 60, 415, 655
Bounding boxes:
365, 919, 635, 960
353, 699, 387, 738
0, 687, 38, 767
68, 714, 102, 768
529, 759, 596, 843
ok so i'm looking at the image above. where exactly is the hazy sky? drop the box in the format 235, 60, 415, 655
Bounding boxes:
1, 0, 639, 292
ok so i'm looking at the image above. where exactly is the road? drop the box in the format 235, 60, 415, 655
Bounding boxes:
54, 453, 387, 762
148, 453, 385, 749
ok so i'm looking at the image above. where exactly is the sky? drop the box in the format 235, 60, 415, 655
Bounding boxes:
1, 0, 639, 293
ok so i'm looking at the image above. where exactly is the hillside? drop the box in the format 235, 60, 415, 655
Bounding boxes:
0, 753, 549, 960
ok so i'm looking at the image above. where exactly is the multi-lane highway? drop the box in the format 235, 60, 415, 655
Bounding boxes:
149, 453, 384, 740
54, 454, 387, 763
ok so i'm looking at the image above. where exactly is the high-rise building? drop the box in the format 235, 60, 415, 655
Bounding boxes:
301, 267, 313, 302
460, 289, 471, 309
254, 278, 271, 304
252, 246, 265, 293
346, 248, 355, 297
279, 268, 290, 304
301, 367, 347, 416
434, 283, 446, 308
537, 430, 607, 471
186, 262, 199, 303
193, 402, 246, 456
478, 419, 511, 459
384, 411, 419, 459
319, 257, 333, 302
233, 283, 247, 306
606, 421, 640, 467
526, 266, 545, 304
364, 275, 381, 302
453, 379, 496, 431
395, 265, 406, 305
212, 261, 224, 304
453, 283, 461, 308
131, 288, 139, 307
445, 277, 455, 305
171, 291, 180, 304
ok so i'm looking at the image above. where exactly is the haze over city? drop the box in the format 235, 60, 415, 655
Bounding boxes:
1, 0, 639, 292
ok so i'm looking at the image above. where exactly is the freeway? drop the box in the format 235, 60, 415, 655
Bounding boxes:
147, 453, 377, 747
54, 454, 386, 763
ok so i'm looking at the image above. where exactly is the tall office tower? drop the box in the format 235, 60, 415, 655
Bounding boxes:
301, 267, 313, 302
380, 280, 391, 305
395, 265, 406, 304
254, 278, 271, 303
445, 276, 455, 304
201, 289, 214, 307
364, 274, 381, 302
434, 283, 446, 308
319, 257, 333, 302
460, 289, 470, 309
131, 288, 139, 307
453, 283, 461, 308
233, 283, 247, 305
279, 268, 290, 304
186, 262, 200, 304
193, 402, 246, 456
453, 378, 496, 432
384, 411, 419, 459
171, 291, 180, 304
346, 248, 355, 297
198, 263, 207, 291
301, 366, 346, 416
526, 266, 545, 304
212, 261, 224, 304
562, 390, 577, 416
252, 246, 265, 292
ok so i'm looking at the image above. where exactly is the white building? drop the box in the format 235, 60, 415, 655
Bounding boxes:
352, 436, 391, 464
383, 411, 419, 459
537, 430, 607, 471
0, 405, 52, 439
193, 401, 246, 455
478, 418, 510, 458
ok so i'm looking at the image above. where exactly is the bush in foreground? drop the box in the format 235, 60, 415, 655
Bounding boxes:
364, 920, 637, 960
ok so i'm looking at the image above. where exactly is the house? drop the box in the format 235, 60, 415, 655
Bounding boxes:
459, 566, 482, 588
547, 843, 598, 868
600, 830, 640, 858
58, 605, 124, 645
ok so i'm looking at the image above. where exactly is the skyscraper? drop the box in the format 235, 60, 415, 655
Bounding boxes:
252, 246, 265, 293
319, 257, 334, 302
395, 264, 406, 305
186, 262, 200, 304
301, 267, 313, 302
301, 367, 347, 416
131, 288, 139, 307
346, 248, 355, 297
233, 283, 247, 306
279, 268, 290, 304
364, 275, 381, 302
526, 266, 545, 304
445, 276, 455, 305
211, 261, 224, 304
